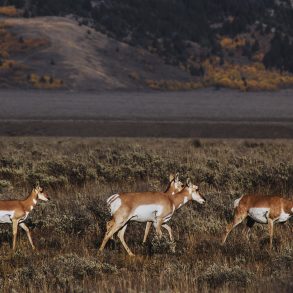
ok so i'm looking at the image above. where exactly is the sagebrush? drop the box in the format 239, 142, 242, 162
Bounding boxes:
0, 137, 292, 292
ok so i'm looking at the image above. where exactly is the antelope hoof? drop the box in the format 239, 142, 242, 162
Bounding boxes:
97, 250, 104, 257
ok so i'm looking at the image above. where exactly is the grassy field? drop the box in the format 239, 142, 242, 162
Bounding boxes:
0, 137, 292, 292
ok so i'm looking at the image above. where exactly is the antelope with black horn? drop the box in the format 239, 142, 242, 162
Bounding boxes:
0, 186, 50, 251
99, 178, 206, 256
142, 173, 184, 243
222, 194, 293, 250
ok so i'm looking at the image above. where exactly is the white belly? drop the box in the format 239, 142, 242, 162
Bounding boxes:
248, 208, 269, 224
276, 211, 291, 223
0, 210, 14, 223
132, 204, 165, 222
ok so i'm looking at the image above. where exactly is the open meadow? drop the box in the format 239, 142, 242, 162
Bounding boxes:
0, 137, 292, 292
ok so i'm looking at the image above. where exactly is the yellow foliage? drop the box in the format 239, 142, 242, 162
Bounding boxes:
202, 59, 293, 91
0, 59, 16, 69
145, 79, 203, 91
28, 73, 64, 89
220, 37, 246, 49
0, 6, 18, 16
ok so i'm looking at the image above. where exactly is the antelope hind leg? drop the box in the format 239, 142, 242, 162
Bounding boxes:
117, 224, 135, 256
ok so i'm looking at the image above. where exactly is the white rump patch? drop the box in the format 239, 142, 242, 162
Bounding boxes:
107, 194, 121, 215
0, 210, 14, 223
132, 204, 164, 222
248, 208, 269, 224
233, 195, 243, 208
107, 193, 119, 204
183, 196, 188, 204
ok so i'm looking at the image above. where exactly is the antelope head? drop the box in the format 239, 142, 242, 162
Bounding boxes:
174, 173, 184, 193
168, 173, 184, 194
34, 186, 50, 201
186, 178, 206, 204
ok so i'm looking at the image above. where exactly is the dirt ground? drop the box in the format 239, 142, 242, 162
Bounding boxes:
0, 88, 293, 138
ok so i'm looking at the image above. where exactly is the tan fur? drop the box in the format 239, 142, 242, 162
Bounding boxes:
222, 194, 293, 250
0, 187, 49, 251
142, 175, 183, 243
99, 181, 205, 256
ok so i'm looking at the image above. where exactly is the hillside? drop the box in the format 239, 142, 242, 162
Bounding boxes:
0, 17, 193, 90
0, 0, 293, 91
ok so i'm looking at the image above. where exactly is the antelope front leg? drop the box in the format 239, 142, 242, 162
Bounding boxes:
162, 224, 174, 241
12, 219, 19, 251
268, 218, 274, 251
154, 218, 164, 240
143, 222, 152, 243
19, 223, 35, 250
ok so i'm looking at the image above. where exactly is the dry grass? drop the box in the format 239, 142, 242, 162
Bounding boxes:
0, 21, 61, 88
0, 137, 292, 292
0, 22, 49, 58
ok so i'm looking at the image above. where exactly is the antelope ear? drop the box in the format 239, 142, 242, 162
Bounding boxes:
169, 174, 175, 182
175, 173, 179, 181
186, 178, 191, 186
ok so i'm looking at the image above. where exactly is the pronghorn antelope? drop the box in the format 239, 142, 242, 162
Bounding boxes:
99, 179, 205, 256
222, 194, 293, 250
0, 186, 49, 250
142, 173, 184, 243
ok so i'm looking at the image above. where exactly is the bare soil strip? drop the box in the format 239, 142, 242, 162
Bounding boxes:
1, 88, 293, 138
